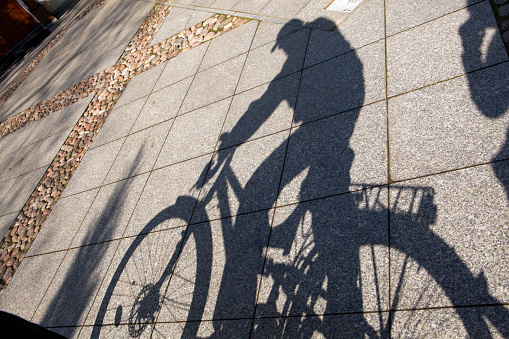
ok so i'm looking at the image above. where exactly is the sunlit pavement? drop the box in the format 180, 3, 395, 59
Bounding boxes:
0, 0, 508, 337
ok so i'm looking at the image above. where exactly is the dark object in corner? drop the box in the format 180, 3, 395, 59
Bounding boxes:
0, 311, 66, 338
0, 26, 51, 75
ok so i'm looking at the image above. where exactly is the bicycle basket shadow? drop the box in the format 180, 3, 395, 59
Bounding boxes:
351, 184, 436, 222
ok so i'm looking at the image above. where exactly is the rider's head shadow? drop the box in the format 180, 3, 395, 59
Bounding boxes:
275, 18, 367, 205
289, 17, 366, 126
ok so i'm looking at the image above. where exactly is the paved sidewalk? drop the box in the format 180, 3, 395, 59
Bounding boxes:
0, 0, 508, 338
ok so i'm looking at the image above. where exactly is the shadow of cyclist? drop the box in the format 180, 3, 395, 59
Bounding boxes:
460, 0, 509, 202
91, 10, 509, 339
208, 17, 381, 337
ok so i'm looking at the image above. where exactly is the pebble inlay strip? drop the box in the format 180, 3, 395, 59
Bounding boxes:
0, 0, 109, 112
0, 3, 250, 292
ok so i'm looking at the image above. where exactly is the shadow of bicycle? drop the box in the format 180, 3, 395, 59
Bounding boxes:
88, 12, 509, 339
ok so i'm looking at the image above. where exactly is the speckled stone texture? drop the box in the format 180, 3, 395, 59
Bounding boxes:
0, 0, 508, 336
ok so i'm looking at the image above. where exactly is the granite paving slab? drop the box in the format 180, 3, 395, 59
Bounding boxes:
70, 173, 150, 247
250, 21, 303, 49
90, 97, 147, 149
278, 101, 387, 205
0, 11, 250, 140
193, 131, 288, 222
385, 0, 478, 36
0, 251, 66, 320
258, 0, 310, 19
0, 214, 17, 241
53, 326, 82, 339
25, 189, 99, 256
219, 72, 299, 149
62, 138, 124, 197
113, 62, 166, 108
125, 155, 211, 237
390, 306, 509, 338
252, 313, 387, 338
152, 41, 210, 92
104, 120, 173, 184
20, 94, 94, 148
192, 0, 215, 7
173, 0, 194, 5
83, 227, 187, 329
236, 27, 308, 94
0, 168, 47, 215
296, 40, 385, 125
304, 0, 385, 68
78, 324, 154, 338
153, 319, 251, 338
232, 0, 271, 13
259, 189, 389, 317
31, 241, 120, 333
155, 98, 231, 168
179, 53, 247, 114
0, 142, 42, 181
22, 131, 74, 178
0, 121, 38, 156
387, 0, 508, 97
158, 210, 271, 324
18, 115, 61, 150
0, 153, 16, 181
389, 162, 509, 310
150, 7, 198, 46
210, 0, 240, 10
294, 0, 349, 24
389, 61, 509, 181
131, 77, 192, 133
0, 178, 16, 209
199, 19, 258, 71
